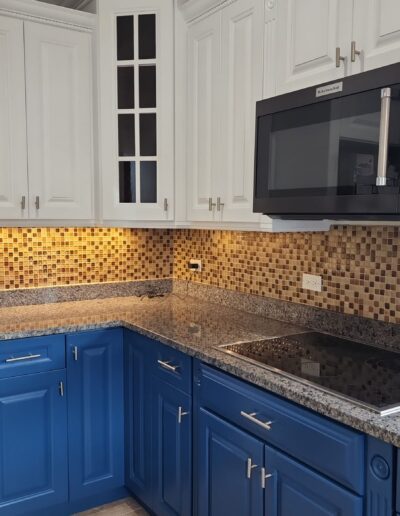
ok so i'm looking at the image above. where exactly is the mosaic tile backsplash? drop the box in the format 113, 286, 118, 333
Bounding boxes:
0, 225, 399, 324
172, 226, 400, 324
0, 228, 172, 289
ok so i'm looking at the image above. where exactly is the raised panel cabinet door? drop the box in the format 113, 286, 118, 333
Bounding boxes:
264, 446, 363, 516
124, 331, 153, 506
0, 15, 28, 220
219, 0, 264, 223
67, 329, 124, 501
275, 0, 353, 94
197, 408, 264, 516
151, 378, 192, 516
0, 370, 68, 516
24, 21, 94, 220
352, 0, 400, 73
187, 12, 222, 222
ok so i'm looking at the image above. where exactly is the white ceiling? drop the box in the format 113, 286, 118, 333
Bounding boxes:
37, 0, 94, 10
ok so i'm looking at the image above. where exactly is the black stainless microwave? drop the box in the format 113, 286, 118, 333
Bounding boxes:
253, 63, 400, 219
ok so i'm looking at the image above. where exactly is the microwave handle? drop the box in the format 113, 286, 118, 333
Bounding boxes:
376, 87, 391, 186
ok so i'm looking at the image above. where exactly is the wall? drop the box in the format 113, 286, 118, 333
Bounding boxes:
173, 226, 399, 324
0, 228, 172, 290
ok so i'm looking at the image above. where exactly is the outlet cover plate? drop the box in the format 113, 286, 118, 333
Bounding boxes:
302, 273, 322, 292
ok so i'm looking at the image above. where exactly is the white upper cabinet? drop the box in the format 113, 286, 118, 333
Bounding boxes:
274, 0, 353, 95
24, 21, 94, 220
273, 0, 400, 96
219, 0, 264, 223
0, 15, 28, 220
186, 0, 264, 226
187, 12, 221, 222
352, 0, 400, 73
99, 0, 174, 222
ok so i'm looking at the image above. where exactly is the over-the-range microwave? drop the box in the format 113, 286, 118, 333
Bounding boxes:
253, 63, 400, 219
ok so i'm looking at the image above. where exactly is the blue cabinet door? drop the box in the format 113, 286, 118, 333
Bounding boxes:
265, 445, 363, 516
197, 408, 264, 516
124, 331, 153, 505
0, 370, 68, 516
67, 329, 124, 501
151, 377, 192, 516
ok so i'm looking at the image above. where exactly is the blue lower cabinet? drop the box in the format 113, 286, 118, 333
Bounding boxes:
151, 377, 192, 516
124, 331, 153, 506
0, 370, 68, 516
67, 329, 124, 502
197, 408, 264, 516
265, 446, 363, 516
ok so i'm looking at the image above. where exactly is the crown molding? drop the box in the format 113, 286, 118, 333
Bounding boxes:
177, 0, 223, 22
0, 0, 96, 29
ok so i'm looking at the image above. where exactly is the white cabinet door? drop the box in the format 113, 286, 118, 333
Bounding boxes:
353, 0, 400, 73
218, 0, 264, 223
99, 0, 174, 222
0, 16, 28, 220
186, 13, 222, 222
275, 0, 353, 95
24, 22, 94, 220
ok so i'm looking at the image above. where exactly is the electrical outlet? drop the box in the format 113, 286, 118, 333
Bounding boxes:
188, 259, 202, 272
302, 273, 322, 292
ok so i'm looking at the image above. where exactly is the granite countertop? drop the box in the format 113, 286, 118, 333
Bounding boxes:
1, 292, 400, 447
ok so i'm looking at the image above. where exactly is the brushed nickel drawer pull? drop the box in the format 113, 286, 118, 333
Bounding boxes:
261, 467, 273, 488
335, 47, 345, 67
240, 411, 272, 431
59, 381, 64, 397
157, 359, 179, 372
246, 458, 258, 479
72, 346, 78, 361
5, 354, 41, 363
178, 406, 189, 424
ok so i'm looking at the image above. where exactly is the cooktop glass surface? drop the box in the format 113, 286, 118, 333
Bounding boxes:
220, 332, 400, 415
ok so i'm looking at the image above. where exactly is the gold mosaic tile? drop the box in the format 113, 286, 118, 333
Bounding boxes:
172, 226, 400, 324
0, 228, 173, 290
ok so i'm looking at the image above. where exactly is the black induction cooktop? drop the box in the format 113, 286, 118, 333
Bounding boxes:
218, 332, 400, 416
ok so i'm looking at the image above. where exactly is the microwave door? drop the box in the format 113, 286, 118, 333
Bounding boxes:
255, 85, 400, 218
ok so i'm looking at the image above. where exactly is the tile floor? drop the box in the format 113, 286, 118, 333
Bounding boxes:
77, 497, 149, 516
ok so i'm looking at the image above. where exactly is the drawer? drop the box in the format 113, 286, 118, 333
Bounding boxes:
0, 335, 65, 379
196, 361, 365, 494
153, 340, 192, 394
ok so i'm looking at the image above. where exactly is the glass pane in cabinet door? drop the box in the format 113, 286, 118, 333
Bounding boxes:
139, 14, 156, 59
139, 66, 156, 108
140, 162, 157, 203
118, 114, 135, 156
140, 114, 157, 156
117, 16, 134, 61
119, 162, 136, 203
118, 67, 134, 109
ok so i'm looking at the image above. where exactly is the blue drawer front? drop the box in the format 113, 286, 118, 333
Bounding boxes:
153, 340, 192, 394
0, 335, 65, 379
196, 362, 365, 494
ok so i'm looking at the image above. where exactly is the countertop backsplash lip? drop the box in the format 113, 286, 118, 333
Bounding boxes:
0, 278, 173, 307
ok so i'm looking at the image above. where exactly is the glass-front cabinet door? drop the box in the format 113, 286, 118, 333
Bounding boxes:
99, 0, 174, 222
